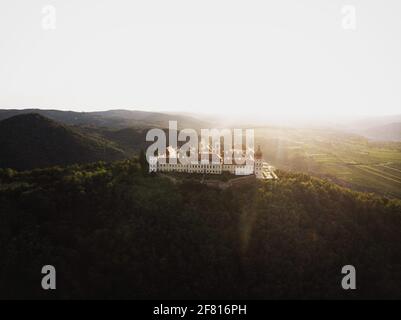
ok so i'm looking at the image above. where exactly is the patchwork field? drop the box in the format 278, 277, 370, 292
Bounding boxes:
256, 127, 401, 199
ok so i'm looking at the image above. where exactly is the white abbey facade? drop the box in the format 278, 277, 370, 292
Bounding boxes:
149, 146, 276, 180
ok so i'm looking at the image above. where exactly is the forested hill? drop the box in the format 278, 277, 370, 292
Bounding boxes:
0, 109, 208, 130
0, 161, 400, 299
0, 113, 125, 170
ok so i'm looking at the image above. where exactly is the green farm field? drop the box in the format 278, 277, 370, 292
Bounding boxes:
256, 127, 401, 199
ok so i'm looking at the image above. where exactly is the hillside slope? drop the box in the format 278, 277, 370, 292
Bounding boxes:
0, 114, 125, 170
0, 161, 400, 299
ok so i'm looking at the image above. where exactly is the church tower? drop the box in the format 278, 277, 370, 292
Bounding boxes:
254, 145, 263, 178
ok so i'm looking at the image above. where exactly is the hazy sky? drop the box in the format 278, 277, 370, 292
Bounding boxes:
0, 0, 400, 117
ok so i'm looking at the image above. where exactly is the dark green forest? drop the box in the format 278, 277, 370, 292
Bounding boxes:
0, 114, 125, 170
1, 159, 400, 299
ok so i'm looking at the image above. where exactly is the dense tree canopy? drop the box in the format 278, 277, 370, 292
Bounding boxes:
0, 161, 400, 299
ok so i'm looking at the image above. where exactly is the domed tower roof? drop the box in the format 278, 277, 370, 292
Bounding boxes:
255, 145, 263, 160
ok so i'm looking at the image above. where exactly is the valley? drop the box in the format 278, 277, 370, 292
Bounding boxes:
256, 127, 401, 198
0, 109, 400, 198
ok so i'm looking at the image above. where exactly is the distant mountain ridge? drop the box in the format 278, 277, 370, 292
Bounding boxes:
0, 109, 209, 170
2, 108, 401, 141
0, 113, 125, 170
361, 122, 401, 141
0, 109, 209, 130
